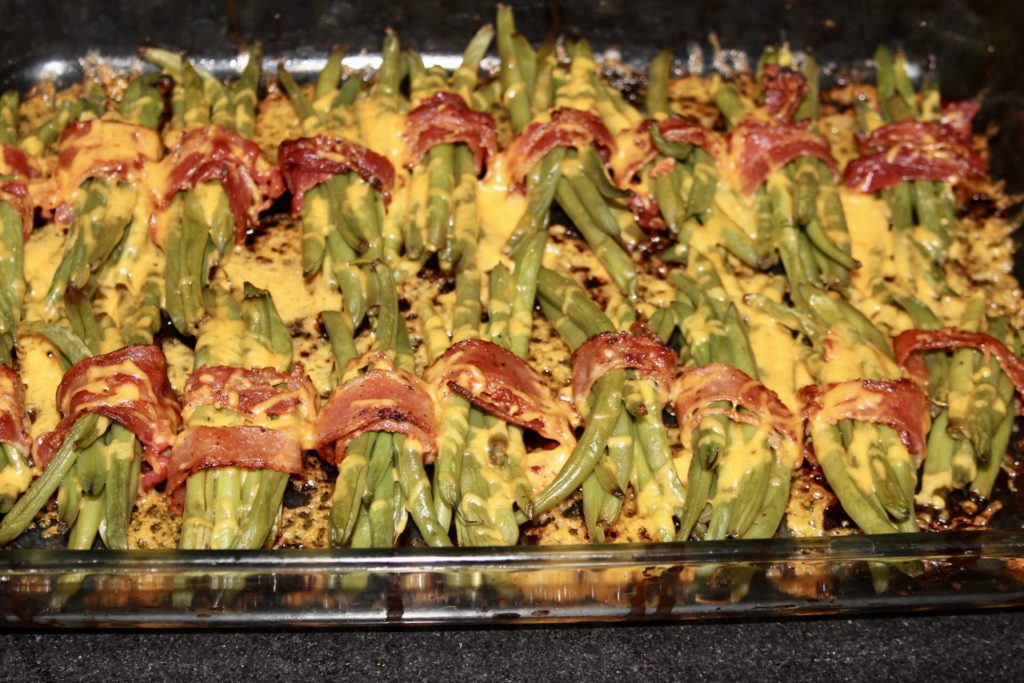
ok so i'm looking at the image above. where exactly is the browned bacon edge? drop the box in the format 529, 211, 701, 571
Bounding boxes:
405, 91, 497, 174
315, 366, 437, 465
36, 345, 181, 489
894, 328, 1024, 413
278, 134, 396, 213
799, 379, 931, 462
430, 338, 576, 447
571, 326, 676, 412
164, 425, 303, 512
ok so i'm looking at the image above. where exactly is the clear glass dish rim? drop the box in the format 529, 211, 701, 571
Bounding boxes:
2, 528, 1022, 573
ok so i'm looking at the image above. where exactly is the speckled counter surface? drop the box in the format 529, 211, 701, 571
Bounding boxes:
3, 610, 1022, 681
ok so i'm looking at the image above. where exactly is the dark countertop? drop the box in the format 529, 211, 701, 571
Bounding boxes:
4, 610, 1023, 681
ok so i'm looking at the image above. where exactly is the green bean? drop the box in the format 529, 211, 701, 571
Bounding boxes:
315, 48, 345, 101
744, 460, 794, 539
396, 435, 452, 547
505, 149, 565, 255
792, 158, 819, 227
95, 426, 135, 550
232, 44, 263, 137
677, 448, 714, 541
537, 267, 615, 337
538, 294, 589, 350
300, 185, 331, 276
325, 232, 367, 330
646, 50, 673, 118
812, 421, 898, 534
555, 178, 637, 298
67, 493, 102, 550
21, 100, 84, 156
328, 436, 372, 546
367, 439, 397, 546
425, 143, 455, 254
582, 472, 609, 542
120, 74, 163, 129
0, 91, 19, 145
241, 282, 293, 359
0, 415, 100, 545
182, 59, 210, 127
568, 171, 621, 238
874, 46, 897, 122
231, 471, 289, 550
509, 230, 546, 359
794, 56, 820, 122
496, 5, 532, 131
911, 180, 951, 264
650, 165, 684, 237
711, 80, 749, 127
452, 24, 494, 100
531, 372, 624, 517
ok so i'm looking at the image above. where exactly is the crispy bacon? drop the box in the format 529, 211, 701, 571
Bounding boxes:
672, 362, 800, 458
405, 91, 497, 174
571, 327, 677, 411
165, 426, 303, 512
843, 110, 986, 192
0, 145, 37, 237
627, 192, 666, 231
658, 116, 727, 158
730, 119, 838, 195
164, 125, 285, 239
316, 364, 437, 465
277, 134, 396, 214
799, 379, 932, 461
1, 146, 30, 178
611, 117, 725, 189
893, 328, 1024, 408
760, 65, 808, 121
940, 101, 981, 140
0, 365, 30, 456
183, 364, 319, 447
36, 345, 182, 489
429, 338, 576, 446
506, 108, 615, 187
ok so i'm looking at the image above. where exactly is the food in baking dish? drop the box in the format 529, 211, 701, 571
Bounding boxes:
0, 5, 1017, 551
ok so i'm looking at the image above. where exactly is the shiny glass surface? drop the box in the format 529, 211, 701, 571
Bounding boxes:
1, 531, 1022, 626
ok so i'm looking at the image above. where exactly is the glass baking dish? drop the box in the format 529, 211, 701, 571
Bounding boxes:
2, 0, 1024, 627
0, 531, 1022, 626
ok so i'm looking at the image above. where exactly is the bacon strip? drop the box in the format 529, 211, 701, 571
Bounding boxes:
760, 64, 808, 121
183, 364, 319, 445
610, 117, 725, 189
506, 108, 615, 187
315, 365, 438, 465
571, 327, 677, 411
429, 339, 577, 447
627, 191, 665, 232
278, 134, 396, 213
730, 119, 838, 195
164, 125, 285, 239
36, 345, 182, 489
893, 328, 1024, 409
843, 113, 986, 193
658, 116, 727, 158
672, 362, 801, 460
165, 426, 303, 512
1, 145, 37, 237
798, 379, 932, 462
405, 91, 497, 174
0, 365, 30, 456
